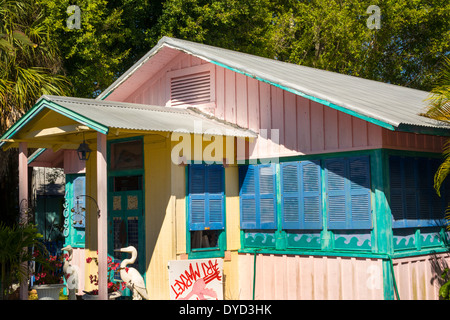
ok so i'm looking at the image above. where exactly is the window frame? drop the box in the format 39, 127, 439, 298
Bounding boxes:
186, 164, 226, 258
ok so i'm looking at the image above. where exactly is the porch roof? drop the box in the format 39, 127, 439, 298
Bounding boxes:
98, 36, 450, 134
0, 95, 256, 149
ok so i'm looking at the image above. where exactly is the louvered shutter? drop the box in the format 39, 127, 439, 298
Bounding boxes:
348, 157, 371, 229
326, 158, 347, 229
281, 160, 322, 230
239, 164, 277, 229
389, 156, 404, 226
189, 165, 206, 230
326, 156, 372, 229
281, 162, 300, 229
259, 164, 277, 229
189, 164, 224, 231
301, 160, 322, 229
207, 165, 224, 230
239, 166, 257, 229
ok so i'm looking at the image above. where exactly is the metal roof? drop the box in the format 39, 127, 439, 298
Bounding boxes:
0, 95, 256, 147
98, 36, 450, 132
40, 95, 256, 137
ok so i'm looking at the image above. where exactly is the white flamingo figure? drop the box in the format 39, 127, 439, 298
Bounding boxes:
62, 245, 80, 300
116, 246, 149, 300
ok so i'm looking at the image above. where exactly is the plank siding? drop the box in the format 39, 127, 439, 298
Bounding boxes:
239, 253, 384, 300
123, 52, 445, 158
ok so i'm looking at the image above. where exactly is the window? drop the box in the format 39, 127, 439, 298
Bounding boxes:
188, 164, 225, 232
110, 139, 143, 171
324, 156, 372, 230
239, 164, 277, 230
389, 156, 448, 228
281, 160, 322, 230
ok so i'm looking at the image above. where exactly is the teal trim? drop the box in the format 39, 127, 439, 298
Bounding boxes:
27, 148, 46, 164
64, 174, 86, 248
107, 136, 146, 296
0, 97, 109, 148
209, 60, 397, 132
0, 102, 45, 145
99, 90, 113, 101
43, 101, 109, 134
185, 163, 227, 259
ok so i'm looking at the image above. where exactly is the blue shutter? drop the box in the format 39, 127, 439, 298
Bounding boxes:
348, 156, 372, 229
301, 160, 322, 229
259, 164, 277, 229
326, 156, 372, 230
189, 164, 224, 231
189, 165, 206, 230
326, 158, 347, 229
207, 165, 224, 230
239, 165, 257, 229
239, 164, 277, 230
281, 162, 301, 229
404, 159, 418, 222
389, 156, 404, 227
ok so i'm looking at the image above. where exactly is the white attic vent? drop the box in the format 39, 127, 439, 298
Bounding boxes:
167, 64, 215, 108
171, 71, 210, 106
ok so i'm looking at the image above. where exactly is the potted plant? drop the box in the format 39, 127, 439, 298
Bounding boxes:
31, 250, 65, 300
83, 253, 126, 300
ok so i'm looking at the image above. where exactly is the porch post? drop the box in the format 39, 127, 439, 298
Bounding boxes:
18, 142, 28, 300
97, 133, 108, 300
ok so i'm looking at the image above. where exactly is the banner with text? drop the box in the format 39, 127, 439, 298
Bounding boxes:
168, 258, 223, 300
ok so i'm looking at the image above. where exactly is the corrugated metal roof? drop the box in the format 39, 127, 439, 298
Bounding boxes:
38, 95, 256, 137
98, 36, 450, 132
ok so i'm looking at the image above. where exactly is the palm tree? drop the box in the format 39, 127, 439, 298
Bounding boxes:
424, 56, 450, 224
0, 0, 71, 226
0, 0, 71, 132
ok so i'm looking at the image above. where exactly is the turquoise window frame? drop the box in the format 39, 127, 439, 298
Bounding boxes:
185, 164, 226, 259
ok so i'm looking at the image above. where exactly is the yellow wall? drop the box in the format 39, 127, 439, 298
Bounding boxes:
82, 132, 242, 299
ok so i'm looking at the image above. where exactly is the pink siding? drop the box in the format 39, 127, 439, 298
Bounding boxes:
120, 51, 446, 157
391, 253, 450, 300
239, 253, 384, 300
70, 248, 86, 294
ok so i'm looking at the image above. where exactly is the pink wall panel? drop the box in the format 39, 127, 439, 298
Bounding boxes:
71, 248, 86, 294
239, 253, 384, 300
391, 253, 450, 300
123, 52, 446, 158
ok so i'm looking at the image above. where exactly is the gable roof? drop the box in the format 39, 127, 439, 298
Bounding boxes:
0, 95, 256, 149
98, 36, 450, 134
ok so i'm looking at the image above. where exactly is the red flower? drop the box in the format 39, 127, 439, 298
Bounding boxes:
86, 257, 92, 263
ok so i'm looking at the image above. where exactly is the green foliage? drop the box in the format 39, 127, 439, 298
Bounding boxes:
0, 0, 70, 132
440, 268, 450, 299
0, 223, 47, 300
37, 0, 131, 98
151, 0, 278, 58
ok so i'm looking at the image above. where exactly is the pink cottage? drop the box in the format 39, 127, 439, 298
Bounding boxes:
2, 37, 450, 300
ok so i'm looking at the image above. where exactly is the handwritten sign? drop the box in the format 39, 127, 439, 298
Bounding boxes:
168, 258, 223, 300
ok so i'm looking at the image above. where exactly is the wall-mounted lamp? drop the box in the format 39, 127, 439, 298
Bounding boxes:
77, 133, 92, 161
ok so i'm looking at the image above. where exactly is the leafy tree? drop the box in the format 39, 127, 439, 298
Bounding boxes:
37, 0, 131, 98
272, 0, 450, 91
151, 0, 278, 58
0, 0, 70, 131
424, 57, 450, 197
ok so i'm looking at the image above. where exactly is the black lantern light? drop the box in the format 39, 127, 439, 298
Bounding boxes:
77, 134, 92, 161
